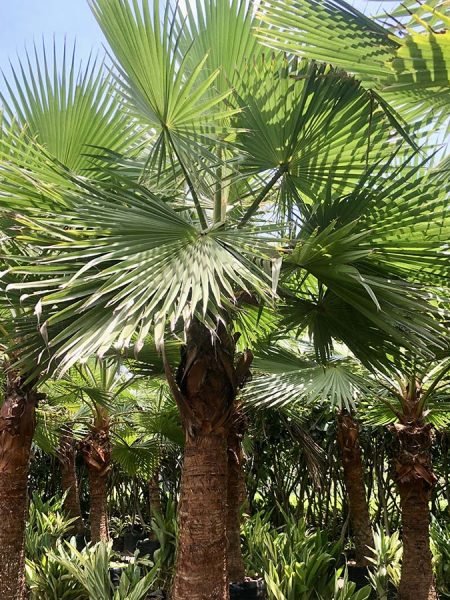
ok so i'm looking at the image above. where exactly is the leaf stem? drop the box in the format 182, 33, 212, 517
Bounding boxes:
239, 166, 287, 227
166, 130, 208, 230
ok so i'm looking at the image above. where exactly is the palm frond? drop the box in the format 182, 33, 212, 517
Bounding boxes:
1, 41, 137, 173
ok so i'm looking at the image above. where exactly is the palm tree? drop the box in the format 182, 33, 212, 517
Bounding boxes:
0, 43, 137, 597
57, 428, 85, 535
335, 409, 374, 568
362, 355, 450, 600
52, 359, 140, 542
0, 361, 42, 600
1, 1, 449, 597
242, 342, 376, 566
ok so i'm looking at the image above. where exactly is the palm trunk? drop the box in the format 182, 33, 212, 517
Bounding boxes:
148, 473, 162, 541
227, 411, 247, 583
0, 371, 38, 600
171, 321, 250, 600
58, 431, 84, 535
393, 422, 437, 600
87, 468, 109, 543
80, 416, 111, 544
336, 411, 373, 566
173, 432, 229, 599
148, 474, 162, 517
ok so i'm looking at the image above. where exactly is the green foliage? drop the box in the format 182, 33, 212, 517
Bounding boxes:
431, 519, 450, 597
26, 543, 87, 600
50, 542, 155, 600
322, 568, 371, 600
150, 496, 178, 591
25, 494, 78, 561
242, 511, 345, 599
25, 495, 157, 600
25, 495, 86, 600
366, 527, 402, 599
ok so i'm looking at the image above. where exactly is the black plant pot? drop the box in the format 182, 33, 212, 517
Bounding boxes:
146, 591, 166, 600
123, 529, 144, 553
109, 567, 125, 587
347, 565, 370, 590
74, 533, 87, 551
136, 538, 161, 558
112, 536, 125, 552
230, 579, 266, 599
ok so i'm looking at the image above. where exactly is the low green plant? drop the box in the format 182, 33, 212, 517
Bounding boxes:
151, 495, 178, 591
431, 519, 450, 597
26, 493, 77, 561
26, 544, 87, 600
366, 527, 402, 599
50, 541, 156, 600
25, 494, 157, 600
25, 495, 86, 599
242, 511, 343, 599
322, 568, 372, 600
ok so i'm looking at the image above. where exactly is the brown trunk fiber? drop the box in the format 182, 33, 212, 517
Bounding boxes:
87, 467, 109, 543
59, 431, 84, 535
80, 419, 111, 544
227, 411, 247, 583
173, 433, 229, 600
171, 321, 250, 600
0, 371, 38, 600
148, 473, 162, 541
394, 423, 437, 600
336, 412, 374, 566
148, 474, 162, 517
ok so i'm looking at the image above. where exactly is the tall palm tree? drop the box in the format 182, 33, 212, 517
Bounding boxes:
0, 43, 137, 597
1, 1, 449, 597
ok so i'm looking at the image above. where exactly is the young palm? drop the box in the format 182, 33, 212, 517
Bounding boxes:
362, 355, 450, 600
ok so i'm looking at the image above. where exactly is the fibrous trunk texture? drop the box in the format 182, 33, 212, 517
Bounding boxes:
173, 432, 229, 599
148, 473, 162, 540
0, 370, 38, 600
87, 468, 109, 543
394, 422, 437, 600
336, 411, 373, 566
171, 321, 251, 600
227, 410, 247, 583
80, 420, 111, 543
59, 431, 84, 535
148, 474, 162, 517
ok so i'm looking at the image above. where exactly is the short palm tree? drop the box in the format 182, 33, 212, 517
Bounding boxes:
241, 341, 375, 566
363, 354, 450, 600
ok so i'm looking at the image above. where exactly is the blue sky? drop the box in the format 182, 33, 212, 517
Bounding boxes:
0, 0, 400, 73
0, 1, 103, 68
0, 0, 402, 105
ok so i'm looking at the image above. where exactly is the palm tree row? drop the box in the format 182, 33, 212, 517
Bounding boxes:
0, 0, 449, 599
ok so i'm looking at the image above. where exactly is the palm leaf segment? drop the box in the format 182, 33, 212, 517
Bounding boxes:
240, 340, 369, 411
232, 56, 401, 207
256, 0, 450, 127
1, 42, 137, 174
280, 157, 450, 367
